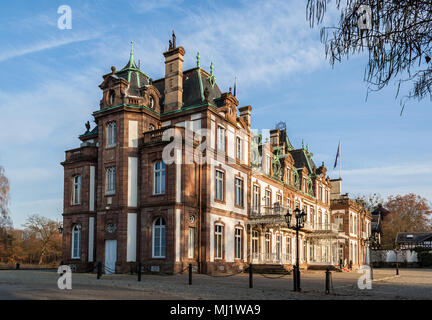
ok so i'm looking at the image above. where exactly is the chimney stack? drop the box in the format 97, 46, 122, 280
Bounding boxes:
163, 31, 185, 112
330, 178, 342, 200
238, 105, 251, 127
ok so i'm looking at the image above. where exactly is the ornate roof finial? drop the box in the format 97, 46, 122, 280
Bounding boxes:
306, 144, 309, 151
302, 139, 304, 149
130, 41, 134, 58
196, 52, 200, 68
172, 30, 176, 48
210, 62, 214, 76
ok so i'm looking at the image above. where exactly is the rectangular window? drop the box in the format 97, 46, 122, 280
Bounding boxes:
215, 170, 224, 201
217, 126, 225, 151
153, 161, 166, 195
265, 190, 271, 207
235, 177, 244, 207
276, 234, 281, 259
265, 233, 271, 260
236, 136, 242, 160
276, 194, 282, 204
234, 228, 242, 259
105, 167, 116, 195
253, 184, 260, 212
106, 122, 117, 147
252, 231, 259, 258
215, 224, 224, 259
286, 197, 291, 209
286, 237, 291, 257
265, 155, 271, 174
72, 175, 82, 205
188, 227, 195, 259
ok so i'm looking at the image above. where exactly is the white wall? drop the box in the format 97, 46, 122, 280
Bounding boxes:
210, 159, 247, 215
128, 157, 138, 207
128, 120, 138, 148
127, 213, 137, 262
209, 213, 246, 262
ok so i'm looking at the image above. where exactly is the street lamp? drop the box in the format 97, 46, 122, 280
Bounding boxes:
58, 224, 63, 234
285, 207, 307, 292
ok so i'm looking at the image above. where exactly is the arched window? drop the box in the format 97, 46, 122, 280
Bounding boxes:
152, 217, 166, 258
153, 161, 166, 195
149, 96, 155, 109
109, 90, 115, 105
71, 224, 81, 259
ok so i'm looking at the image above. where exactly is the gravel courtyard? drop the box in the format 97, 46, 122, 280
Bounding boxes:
0, 268, 431, 300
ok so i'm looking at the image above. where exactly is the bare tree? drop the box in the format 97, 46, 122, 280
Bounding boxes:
0, 166, 12, 229
22, 214, 60, 265
354, 192, 384, 212
382, 193, 432, 247
307, 0, 432, 113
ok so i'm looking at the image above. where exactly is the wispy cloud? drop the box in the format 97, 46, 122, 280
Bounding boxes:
172, 0, 330, 91
0, 34, 99, 63
129, 0, 184, 13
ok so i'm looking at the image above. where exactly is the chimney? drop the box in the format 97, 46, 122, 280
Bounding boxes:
270, 129, 281, 147
330, 178, 342, 200
238, 105, 251, 127
163, 32, 185, 112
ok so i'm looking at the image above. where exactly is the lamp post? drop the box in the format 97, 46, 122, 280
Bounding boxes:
285, 207, 307, 292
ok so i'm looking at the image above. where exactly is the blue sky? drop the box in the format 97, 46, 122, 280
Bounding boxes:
0, 0, 431, 228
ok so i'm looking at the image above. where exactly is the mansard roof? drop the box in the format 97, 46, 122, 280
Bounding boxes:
289, 149, 316, 173
153, 67, 222, 113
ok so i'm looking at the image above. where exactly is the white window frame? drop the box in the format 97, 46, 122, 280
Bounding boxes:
71, 224, 81, 259
215, 170, 224, 201
72, 175, 82, 205
286, 236, 291, 257
106, 122, 117, 147
252, 230, 259, 256
234, 177, 244, 207
253, 184, 260, 211
105, 167, 116, 195
214, 224, 224, 259
153, 161, 166, 195
265, 189, 271, 207
236, 136, 242, 160
234, 228, 242, 259
152, 217, 166, 258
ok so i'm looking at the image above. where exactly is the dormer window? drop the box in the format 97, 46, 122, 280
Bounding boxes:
149, 96, 155, 109
109, 90, 115, 105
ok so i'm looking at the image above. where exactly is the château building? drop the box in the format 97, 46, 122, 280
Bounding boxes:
61, 34, 372, 274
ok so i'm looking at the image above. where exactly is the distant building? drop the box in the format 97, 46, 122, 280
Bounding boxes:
396, 232, 432, 250
61, 34, 372, 274
330, 179, 372, 267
